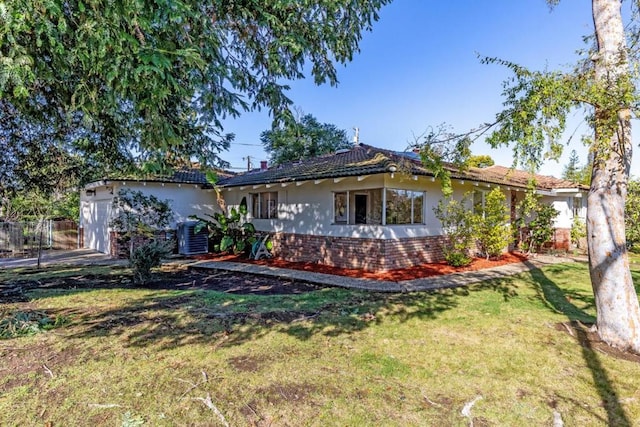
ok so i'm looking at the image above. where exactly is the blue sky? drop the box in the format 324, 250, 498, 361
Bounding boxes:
222, 0, 640, 178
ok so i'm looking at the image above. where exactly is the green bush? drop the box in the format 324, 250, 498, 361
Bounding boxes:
445, 251, 472, 267
129, 240, 173, 286
191, 196, 256, 255
433, 196, 475, 267
570, 216, 586, 249
109, 189, 175, 285
474, 188, 511, 259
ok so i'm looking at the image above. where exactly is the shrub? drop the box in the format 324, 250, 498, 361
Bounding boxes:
129, 240, 173, 286
191, 197, 256, 255
474, 188, 511, 259
514, 189, 559, 254
109, 189, 174, 285
570, 216, 586, 250
433, 196, 475, 267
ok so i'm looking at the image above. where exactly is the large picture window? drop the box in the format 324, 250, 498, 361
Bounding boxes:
385, 189, 424, 225
251, 191, 278, 219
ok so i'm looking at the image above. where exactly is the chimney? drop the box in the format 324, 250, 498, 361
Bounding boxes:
260, 160, 268, 170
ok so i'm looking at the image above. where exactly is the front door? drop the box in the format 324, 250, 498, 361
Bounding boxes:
355, 194, 367, 224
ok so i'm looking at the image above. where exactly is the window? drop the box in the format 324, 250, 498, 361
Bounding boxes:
385, 189, 424, 224
251, 192, 278, 219
572, 197, 584, 217
331, 189, 383, 225
334, 192, 347, 223
473, 190, 487, 216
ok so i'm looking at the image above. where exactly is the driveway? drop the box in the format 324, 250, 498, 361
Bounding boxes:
0, 249, 126, 269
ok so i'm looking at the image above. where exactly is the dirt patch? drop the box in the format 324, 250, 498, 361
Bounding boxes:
196, 252, 530, 282
0, 341, 81, 392
228, 354, 272, 373
555, 321, 640, 363
1, 266, 322, 299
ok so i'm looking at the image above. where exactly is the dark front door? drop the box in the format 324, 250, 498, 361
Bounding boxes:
355, 194, 367, 224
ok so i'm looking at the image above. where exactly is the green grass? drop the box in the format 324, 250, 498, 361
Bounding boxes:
1, 260, 640, 426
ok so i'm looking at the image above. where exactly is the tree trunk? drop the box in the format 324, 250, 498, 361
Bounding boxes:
589, 0, 640, 352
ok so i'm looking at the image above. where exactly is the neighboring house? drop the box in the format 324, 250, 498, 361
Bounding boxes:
79, 169, 223, 257
216, 144, 587, 270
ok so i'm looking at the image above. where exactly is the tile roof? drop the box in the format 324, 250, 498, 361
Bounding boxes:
217, 144, 586, 192
95, 168, 234, 188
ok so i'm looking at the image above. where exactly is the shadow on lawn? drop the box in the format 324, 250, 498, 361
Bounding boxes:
65, 289, 468, 348
524, 261, 631, 427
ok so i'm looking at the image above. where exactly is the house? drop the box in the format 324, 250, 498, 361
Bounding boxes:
79, 169, 224, 256
80, 144, 587, 269
215, 144, 587, 271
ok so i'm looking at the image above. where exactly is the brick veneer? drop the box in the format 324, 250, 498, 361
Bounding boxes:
552, 228, 571, 251
271, 232, 448, 271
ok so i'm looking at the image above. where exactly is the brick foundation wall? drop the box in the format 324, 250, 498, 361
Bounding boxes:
271, 233, 447, 271
552, 228, 571, 251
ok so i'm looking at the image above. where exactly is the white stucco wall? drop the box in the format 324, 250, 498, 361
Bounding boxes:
223, 173, 521, 240
80, 181, 219, 254
540, 192, 586, 229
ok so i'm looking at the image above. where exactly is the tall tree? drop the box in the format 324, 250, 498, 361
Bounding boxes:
487, 0, 640, 351
562, 149, 582, 182
586, 0, 639, 351
0, 1, 390, 171
422, 0, 640, 351
261, 113, 352, 165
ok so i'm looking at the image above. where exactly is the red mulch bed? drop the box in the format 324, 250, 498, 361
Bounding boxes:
194, 252, 530, 282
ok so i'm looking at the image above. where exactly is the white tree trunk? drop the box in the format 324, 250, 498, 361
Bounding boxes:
589, 0, 640, 352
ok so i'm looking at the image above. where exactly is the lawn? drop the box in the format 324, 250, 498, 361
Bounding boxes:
1, 259, 640, 426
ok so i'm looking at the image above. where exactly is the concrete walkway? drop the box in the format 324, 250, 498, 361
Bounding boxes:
0, 248, 128, 269
193, 255, 577, 293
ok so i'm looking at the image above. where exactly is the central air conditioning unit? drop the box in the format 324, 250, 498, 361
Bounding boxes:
177, 221, 208, 255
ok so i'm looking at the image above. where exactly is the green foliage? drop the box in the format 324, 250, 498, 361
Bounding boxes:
570, 216, 587, 250
0, 0, 390, 172
562, 149, 591, 185
110, 189, 173, 243
0, 310, 70, 339
191, 197, 256, 255
474, 188, 511, 259
467, 154, 495, 168
527, 204, 559, 253
261, 113, 352, 165
627, 179, 640, 252
513, 188, 558, 254
433, 195, 475, 267
109, 189, 174, 284
129, 240, 173, 286
414, 124, 472, 197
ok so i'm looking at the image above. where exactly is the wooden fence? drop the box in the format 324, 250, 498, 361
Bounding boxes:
0, 220, 78, 257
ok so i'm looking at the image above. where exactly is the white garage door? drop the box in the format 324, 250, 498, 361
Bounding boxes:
85, 200, 111, 254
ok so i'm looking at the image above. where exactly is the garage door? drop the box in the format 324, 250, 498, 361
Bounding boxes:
85, 200, 111, 254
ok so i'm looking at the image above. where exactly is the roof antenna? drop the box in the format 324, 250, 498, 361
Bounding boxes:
353, 127, 360, 145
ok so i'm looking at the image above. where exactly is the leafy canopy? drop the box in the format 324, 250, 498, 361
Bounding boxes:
261, 113, 352, 165
0, 0, 390, 172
